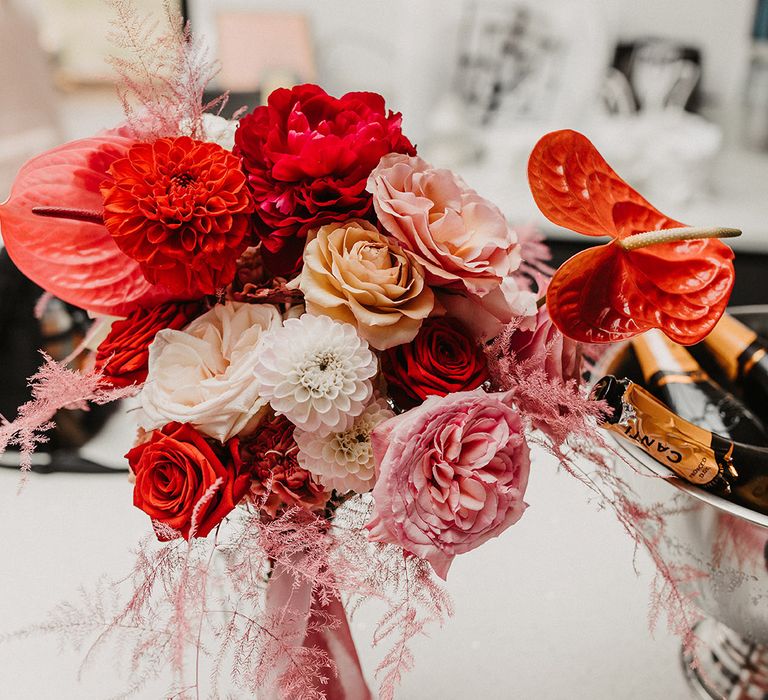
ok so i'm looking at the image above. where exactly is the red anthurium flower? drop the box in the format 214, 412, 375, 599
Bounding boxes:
0, 129, 180, 316
528, 129, 736, 345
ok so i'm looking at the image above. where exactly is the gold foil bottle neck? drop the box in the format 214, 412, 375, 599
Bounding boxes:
632, 329, 702, 383
704, 313, 758, 381
601, 380, 723, 486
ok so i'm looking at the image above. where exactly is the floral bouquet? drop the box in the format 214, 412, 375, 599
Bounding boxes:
0, 5, 741, 699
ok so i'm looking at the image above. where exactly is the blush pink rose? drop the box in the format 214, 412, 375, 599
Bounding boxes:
367, 389, 530, 579
367, 154, 521, 297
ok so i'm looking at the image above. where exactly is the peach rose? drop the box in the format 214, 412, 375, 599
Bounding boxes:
296, 219, 434, 350
368, 154, 521, 297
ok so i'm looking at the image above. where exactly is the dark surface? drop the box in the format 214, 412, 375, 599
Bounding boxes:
0, 250, 119, 469
547, 240, 768, 307
0, 249, 45, 421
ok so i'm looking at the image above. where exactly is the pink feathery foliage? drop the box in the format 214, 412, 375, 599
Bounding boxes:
712, 511, 768, 569
370, 553, 453, 700
332, 499, 453, 699
0, 353, 136, 471
486, 318, 593, 448
513, 224, 554, 288
14, 497, 450, 699
106, 0, 223, 141
488, 327, 706, 664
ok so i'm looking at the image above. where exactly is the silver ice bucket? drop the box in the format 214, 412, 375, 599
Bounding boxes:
596, 306, 768, 698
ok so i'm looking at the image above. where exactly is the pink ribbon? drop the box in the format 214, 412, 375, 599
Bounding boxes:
265, 559, 372, 699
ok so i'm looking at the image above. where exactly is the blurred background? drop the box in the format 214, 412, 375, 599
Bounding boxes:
4, 0, 768, 295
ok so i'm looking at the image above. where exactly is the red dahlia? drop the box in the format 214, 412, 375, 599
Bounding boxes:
101, 136, 254, 296
234, 84, 416, 275
240, 413, 328, 518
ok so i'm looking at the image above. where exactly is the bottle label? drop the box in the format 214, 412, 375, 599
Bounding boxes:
704, 314, 758, 381
601, 381, 723, 485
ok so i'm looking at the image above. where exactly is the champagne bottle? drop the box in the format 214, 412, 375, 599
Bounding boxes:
702, 313, 768, 423
592, 375, 768, 515
632, 329, 768, 445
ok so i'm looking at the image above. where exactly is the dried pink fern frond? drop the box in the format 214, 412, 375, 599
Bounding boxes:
106, 0, 224, 140
0, 353, 136, 471
370, 554, 453, 700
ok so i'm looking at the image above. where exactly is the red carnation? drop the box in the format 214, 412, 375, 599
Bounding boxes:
382, 317, 490, 409
94, 301, 203, 388
101, 136, 254, 296
234, 84, 416, 275
128, 422, 251, 540
240, 413, 328, 518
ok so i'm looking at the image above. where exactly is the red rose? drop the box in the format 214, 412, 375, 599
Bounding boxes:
234, 84, 415, 275
101, 136, 254, 296
382, 317, 490, 409
94, 301, 202, 387
128, 422, 251, 540
240, 413, 328, 518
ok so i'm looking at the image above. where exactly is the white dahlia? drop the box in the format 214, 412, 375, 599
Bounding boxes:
253, 314, 378, 435
295, 397, 394, 494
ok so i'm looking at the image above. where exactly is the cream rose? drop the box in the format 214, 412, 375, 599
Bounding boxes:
296, 219, 434, 350
140, 302, 282, 442
368, 153, 521, 297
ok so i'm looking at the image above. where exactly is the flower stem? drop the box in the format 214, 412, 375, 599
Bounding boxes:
617, 226, 741, 251
31, 206, 104, 225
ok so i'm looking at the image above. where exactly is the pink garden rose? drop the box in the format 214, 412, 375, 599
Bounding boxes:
367, 154, 521, 297
367, 389, 530, 579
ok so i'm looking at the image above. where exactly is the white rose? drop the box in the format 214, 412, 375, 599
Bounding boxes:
140, 302, 282, 442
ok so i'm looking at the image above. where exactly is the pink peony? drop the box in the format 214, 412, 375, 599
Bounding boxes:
367, 154, 521, 297
367, 389, 530, 579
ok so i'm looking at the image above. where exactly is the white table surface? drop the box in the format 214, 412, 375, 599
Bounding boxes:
0, 408, 693, 699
